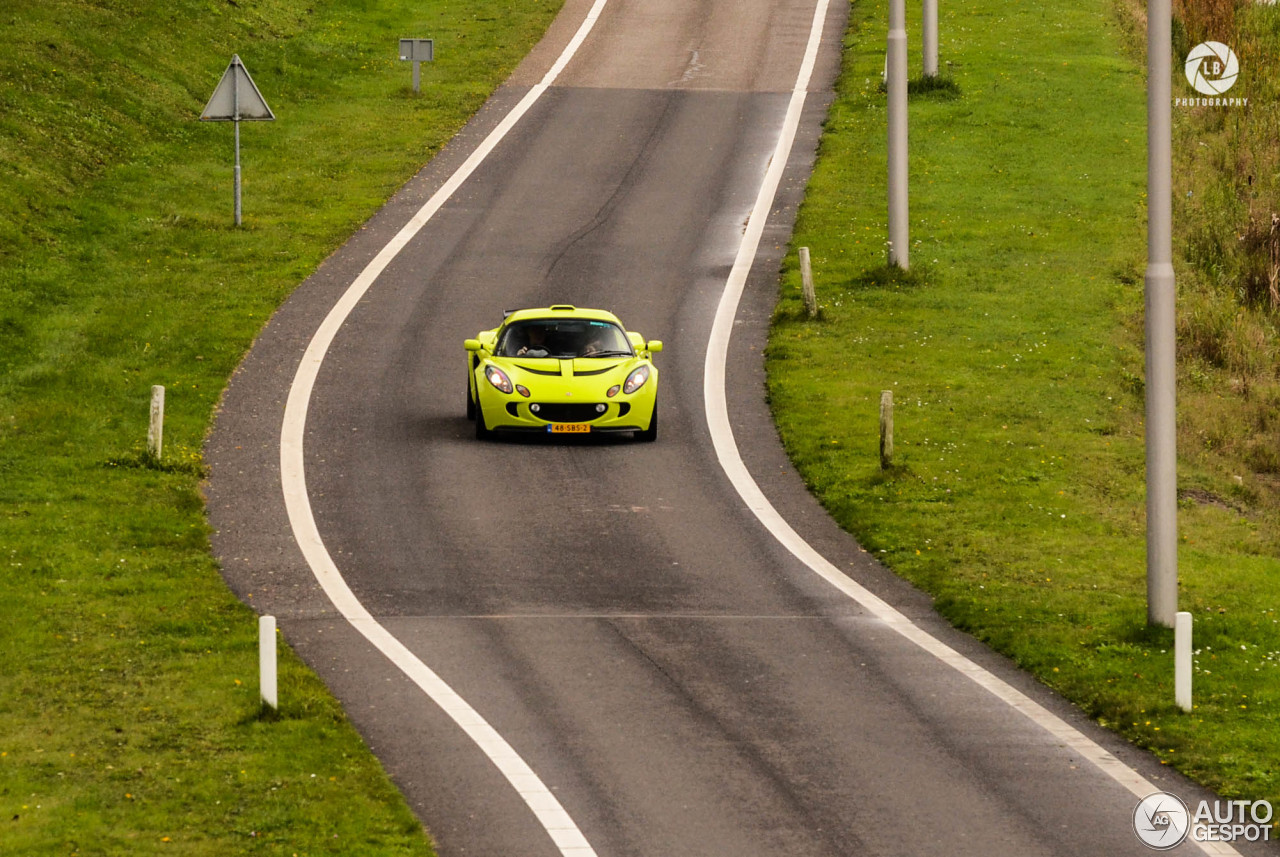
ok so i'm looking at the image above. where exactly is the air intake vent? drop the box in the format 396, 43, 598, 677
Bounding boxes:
532, 403, 603, 423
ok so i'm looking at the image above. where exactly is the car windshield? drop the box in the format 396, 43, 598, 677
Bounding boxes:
497, 319, 633, 359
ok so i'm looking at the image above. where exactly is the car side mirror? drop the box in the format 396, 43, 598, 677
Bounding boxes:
646, 340, 663, 353
464, 339, 482, 352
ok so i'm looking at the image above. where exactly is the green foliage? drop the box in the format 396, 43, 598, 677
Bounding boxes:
908, 74, 962, 99
0, 0, 559, 851
768, 0, 1280, 807
1163, 2, 1280, 492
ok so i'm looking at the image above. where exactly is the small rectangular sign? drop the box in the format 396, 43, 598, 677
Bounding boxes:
399, 39, 434, 62
548, 424, 590, 434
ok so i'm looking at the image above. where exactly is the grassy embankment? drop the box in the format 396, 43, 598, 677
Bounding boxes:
768, 0, 1279, 808
0, 0, 559, 852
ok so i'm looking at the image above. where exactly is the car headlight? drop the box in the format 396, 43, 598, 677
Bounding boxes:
622, 364, 650, 395
485, 365, 514, 394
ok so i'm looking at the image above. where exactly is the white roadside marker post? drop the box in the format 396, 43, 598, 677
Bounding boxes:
148, 385, 165, 461
1175, 611, 1192, 712
800, 247, 818, 319
260, 615, 278, 711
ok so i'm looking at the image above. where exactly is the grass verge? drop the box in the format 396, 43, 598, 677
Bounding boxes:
0, 0, 560, 852
767, 0, 1280, 809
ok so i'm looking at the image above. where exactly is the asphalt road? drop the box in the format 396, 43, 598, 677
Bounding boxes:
206, 1, 1269, 855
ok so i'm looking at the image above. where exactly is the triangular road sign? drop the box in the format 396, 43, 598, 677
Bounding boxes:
201, 54, 275, 121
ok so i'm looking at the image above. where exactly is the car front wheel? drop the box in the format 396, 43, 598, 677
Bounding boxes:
637, 403, 657, 443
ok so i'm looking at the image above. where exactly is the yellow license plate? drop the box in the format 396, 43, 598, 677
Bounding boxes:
549, 423, 590, 434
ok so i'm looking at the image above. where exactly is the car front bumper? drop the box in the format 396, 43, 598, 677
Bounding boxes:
476, 390, 656, 434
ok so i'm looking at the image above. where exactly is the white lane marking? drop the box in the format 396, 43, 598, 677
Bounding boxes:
279, 2, 610, 855
701, 2, 1240, 855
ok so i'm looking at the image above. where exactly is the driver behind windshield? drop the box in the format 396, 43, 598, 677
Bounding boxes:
509, 324, 550, 357
502, 320, 632, 358
581, 330, 609, 356
576, 323, 631, 357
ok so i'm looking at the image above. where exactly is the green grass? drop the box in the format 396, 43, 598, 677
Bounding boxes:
5, 0, 1277, 847
0, 0, 560, 852
767, 0, 1280, 809
1164, 1, 1280, 501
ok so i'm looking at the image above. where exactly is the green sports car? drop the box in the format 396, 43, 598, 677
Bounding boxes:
465, 305, 663, 441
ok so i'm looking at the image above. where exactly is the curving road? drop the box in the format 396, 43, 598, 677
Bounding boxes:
206, 1, 1259, 855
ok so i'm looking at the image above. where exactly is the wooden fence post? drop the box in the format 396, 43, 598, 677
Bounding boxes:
148, 385, 165, 460
880, 390, 894, 469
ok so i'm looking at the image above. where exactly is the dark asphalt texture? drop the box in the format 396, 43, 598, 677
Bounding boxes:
205, 1, 1274, 855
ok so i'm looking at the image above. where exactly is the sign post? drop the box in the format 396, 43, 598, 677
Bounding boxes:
201, 55, 275, 226
399, 39, 435, 93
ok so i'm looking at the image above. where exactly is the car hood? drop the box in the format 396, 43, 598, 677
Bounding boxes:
502, 357, 637, 379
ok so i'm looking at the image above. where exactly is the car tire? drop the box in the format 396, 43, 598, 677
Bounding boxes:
475, 401, 491, 440
466, 380, 476, 421
637, 403, 657, 443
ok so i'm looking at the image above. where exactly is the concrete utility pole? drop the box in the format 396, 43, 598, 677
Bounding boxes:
1145, 0, 1177, 628
887, 0, 909, 269
923, 0, 939, 78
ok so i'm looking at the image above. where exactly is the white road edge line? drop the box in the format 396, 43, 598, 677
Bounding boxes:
702, 3, 1239, 856
279, 3, 609, 856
